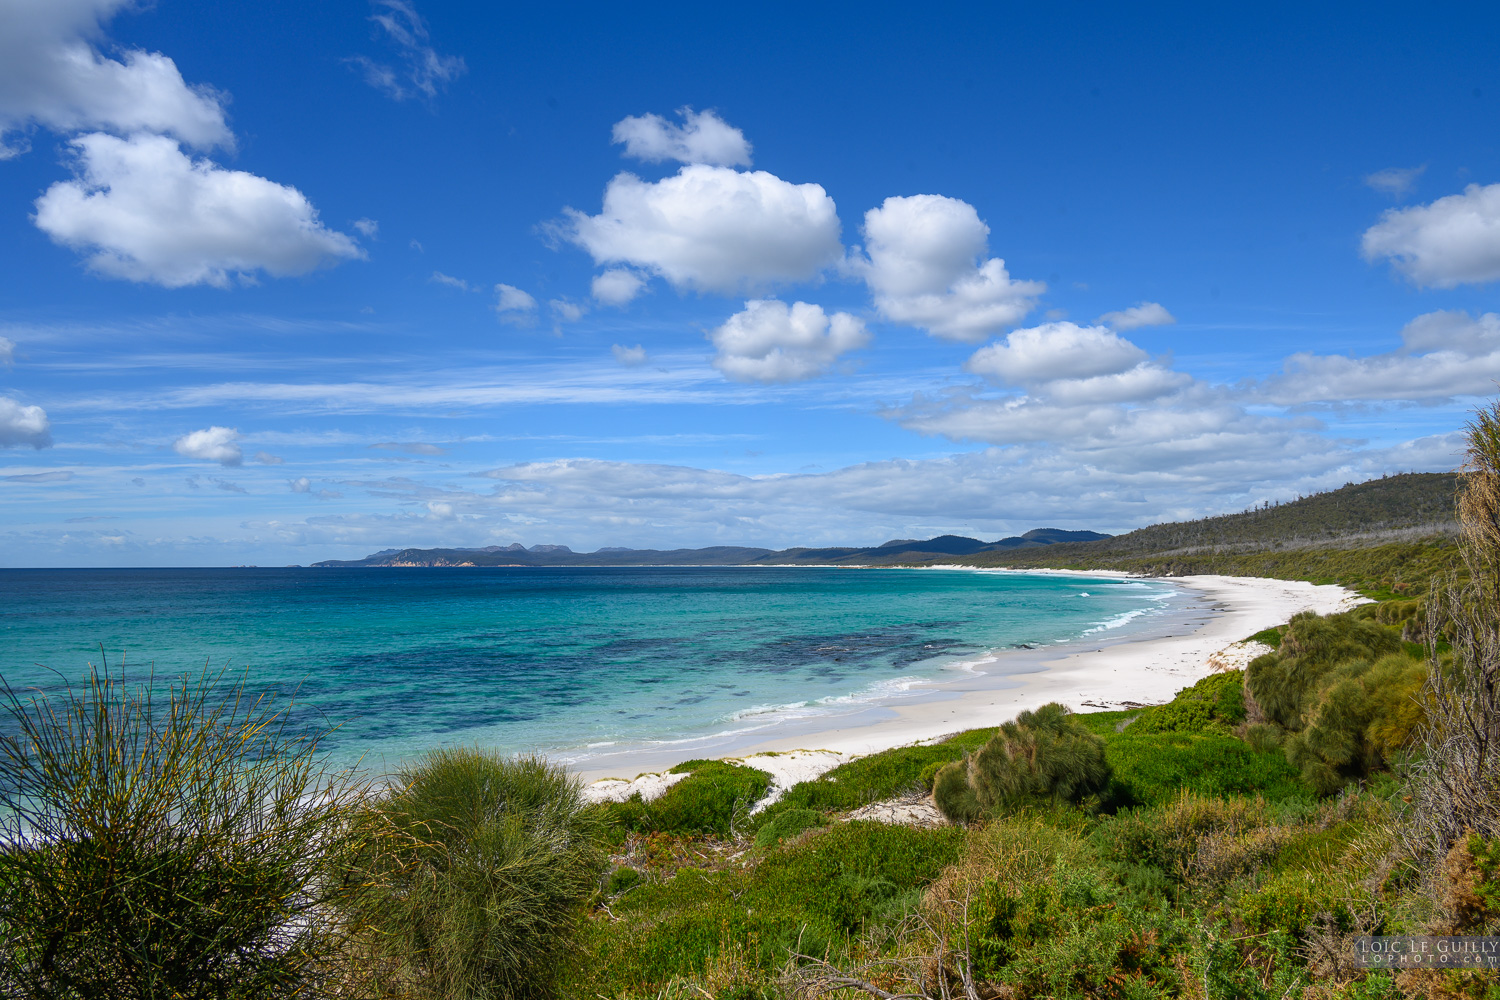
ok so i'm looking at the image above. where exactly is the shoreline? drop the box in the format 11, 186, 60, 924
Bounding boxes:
576, 572, 1365, 795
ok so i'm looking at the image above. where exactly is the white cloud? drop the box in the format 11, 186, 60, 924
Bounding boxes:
253, 451, 283, 464
349, 0, 465, 101
430, 270, 471, 291
563, 165, 842, 295
0, 0, 231, 157
550, 298, 586, 323
592, 267, 645, 306
0, 336, 13, 366
173, 426, 241, 466
0, 396, 51, 448
965, 322, 1148, 384
612, 343, 648, 366
371, 441, 446, 455
1259, 309, 1500, 404
4, 470, 71, 482
611, 107, 752, 167
494, 283, 537, 322
33, 133, 364, 288
290, 477, 311, 493
353, 217, 379, 238
1097, 301, 1176, 331
709, 299, 869, 383
1362, 182, 1500, 287
1365, 165, 1425, 198
855, 194, 1043, 341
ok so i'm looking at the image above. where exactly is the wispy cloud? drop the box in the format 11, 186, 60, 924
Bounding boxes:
348, 0, 465, 101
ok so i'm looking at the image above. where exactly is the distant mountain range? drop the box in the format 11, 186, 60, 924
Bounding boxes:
312, 473, 1461, 572
312, 528, 1111, 568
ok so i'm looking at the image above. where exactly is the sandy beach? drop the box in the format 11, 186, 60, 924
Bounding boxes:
579, 572, 1365, 798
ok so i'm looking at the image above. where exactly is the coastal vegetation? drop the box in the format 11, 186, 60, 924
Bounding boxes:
0, 408, 1495, 997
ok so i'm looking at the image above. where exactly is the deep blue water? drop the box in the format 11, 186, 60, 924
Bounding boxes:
0, 567, 1176, 769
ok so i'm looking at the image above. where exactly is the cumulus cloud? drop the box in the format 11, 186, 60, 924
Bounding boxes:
33, 133, 364, 288
290, 477, 311, 493
611, 107, 752, 167
855, 195, 1043, 341
1259, 309, 1500, 404
562, 164, 842, 295
173, 426, 241, 465
612, 343, 647, 366
966, 322, 1148, 384
352, 217, 379, 238
1365, 165, 1425, 198
348, 0, 465, 101
591, 267, 645, 306
253, 451, 283, 464
0, 396, 52, 448
709, 299, 869, 383
494, 283, 537, 322
1097, 302, 1176, 331
550, 298, 586, 323
1362, 182, 1500, 287
212, 477, 246, 494
0, 0, 231, 157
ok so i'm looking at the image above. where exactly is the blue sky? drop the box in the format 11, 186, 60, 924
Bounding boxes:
1, 1, 1497, 567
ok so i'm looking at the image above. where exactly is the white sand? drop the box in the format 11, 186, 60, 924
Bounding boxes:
578, 573, 1366, 798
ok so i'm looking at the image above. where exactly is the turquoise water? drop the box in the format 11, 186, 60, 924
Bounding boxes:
0, 567, 1178, 769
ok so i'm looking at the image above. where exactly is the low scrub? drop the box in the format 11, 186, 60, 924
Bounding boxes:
603, 759, 771, 838
1132, 670, 1247, 736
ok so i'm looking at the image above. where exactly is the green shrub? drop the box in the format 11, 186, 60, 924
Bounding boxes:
1237, 869, 1366, 937
757, 730, 997, 827
1133, 671, 1247, 736
929, 816, 1188, 997
1245, 611, 1402, 730
1105, 732, 1304, 806
0, 665, 369, 998
350, 748, 606, 1000
933, 703, 1110, 822
1282, 652, 1426, 793
572, 822, 964, 995
603, 760, 771, 838
752, 807, 825, 849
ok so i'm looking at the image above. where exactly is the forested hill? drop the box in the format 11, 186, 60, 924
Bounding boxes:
963, 472, 1460, 594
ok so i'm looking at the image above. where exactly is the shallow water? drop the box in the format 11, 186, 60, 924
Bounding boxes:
0, 566, 1177, 771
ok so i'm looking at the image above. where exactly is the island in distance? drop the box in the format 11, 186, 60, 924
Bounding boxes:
311, 528, 1111, 568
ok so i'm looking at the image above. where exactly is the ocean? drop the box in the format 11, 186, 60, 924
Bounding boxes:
0, 566, 1181, 773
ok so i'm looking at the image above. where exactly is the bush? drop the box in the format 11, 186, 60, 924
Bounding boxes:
350, 748, 607, 1000
1245, 611, 1402, 730
933, 703, 1109, 822
756, 729, 996, 827
1105, 732, 1304, 806
0, 665, 368, 998
1133, 671, 1247, 736
752, 807, 826, 849
603, 760, 771, 838
1282, 652, 1426, 793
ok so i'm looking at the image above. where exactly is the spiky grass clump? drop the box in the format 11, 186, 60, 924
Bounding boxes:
0, 664, 370, 998
351, 748, 606, 1000
932, 703, 1110, 822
